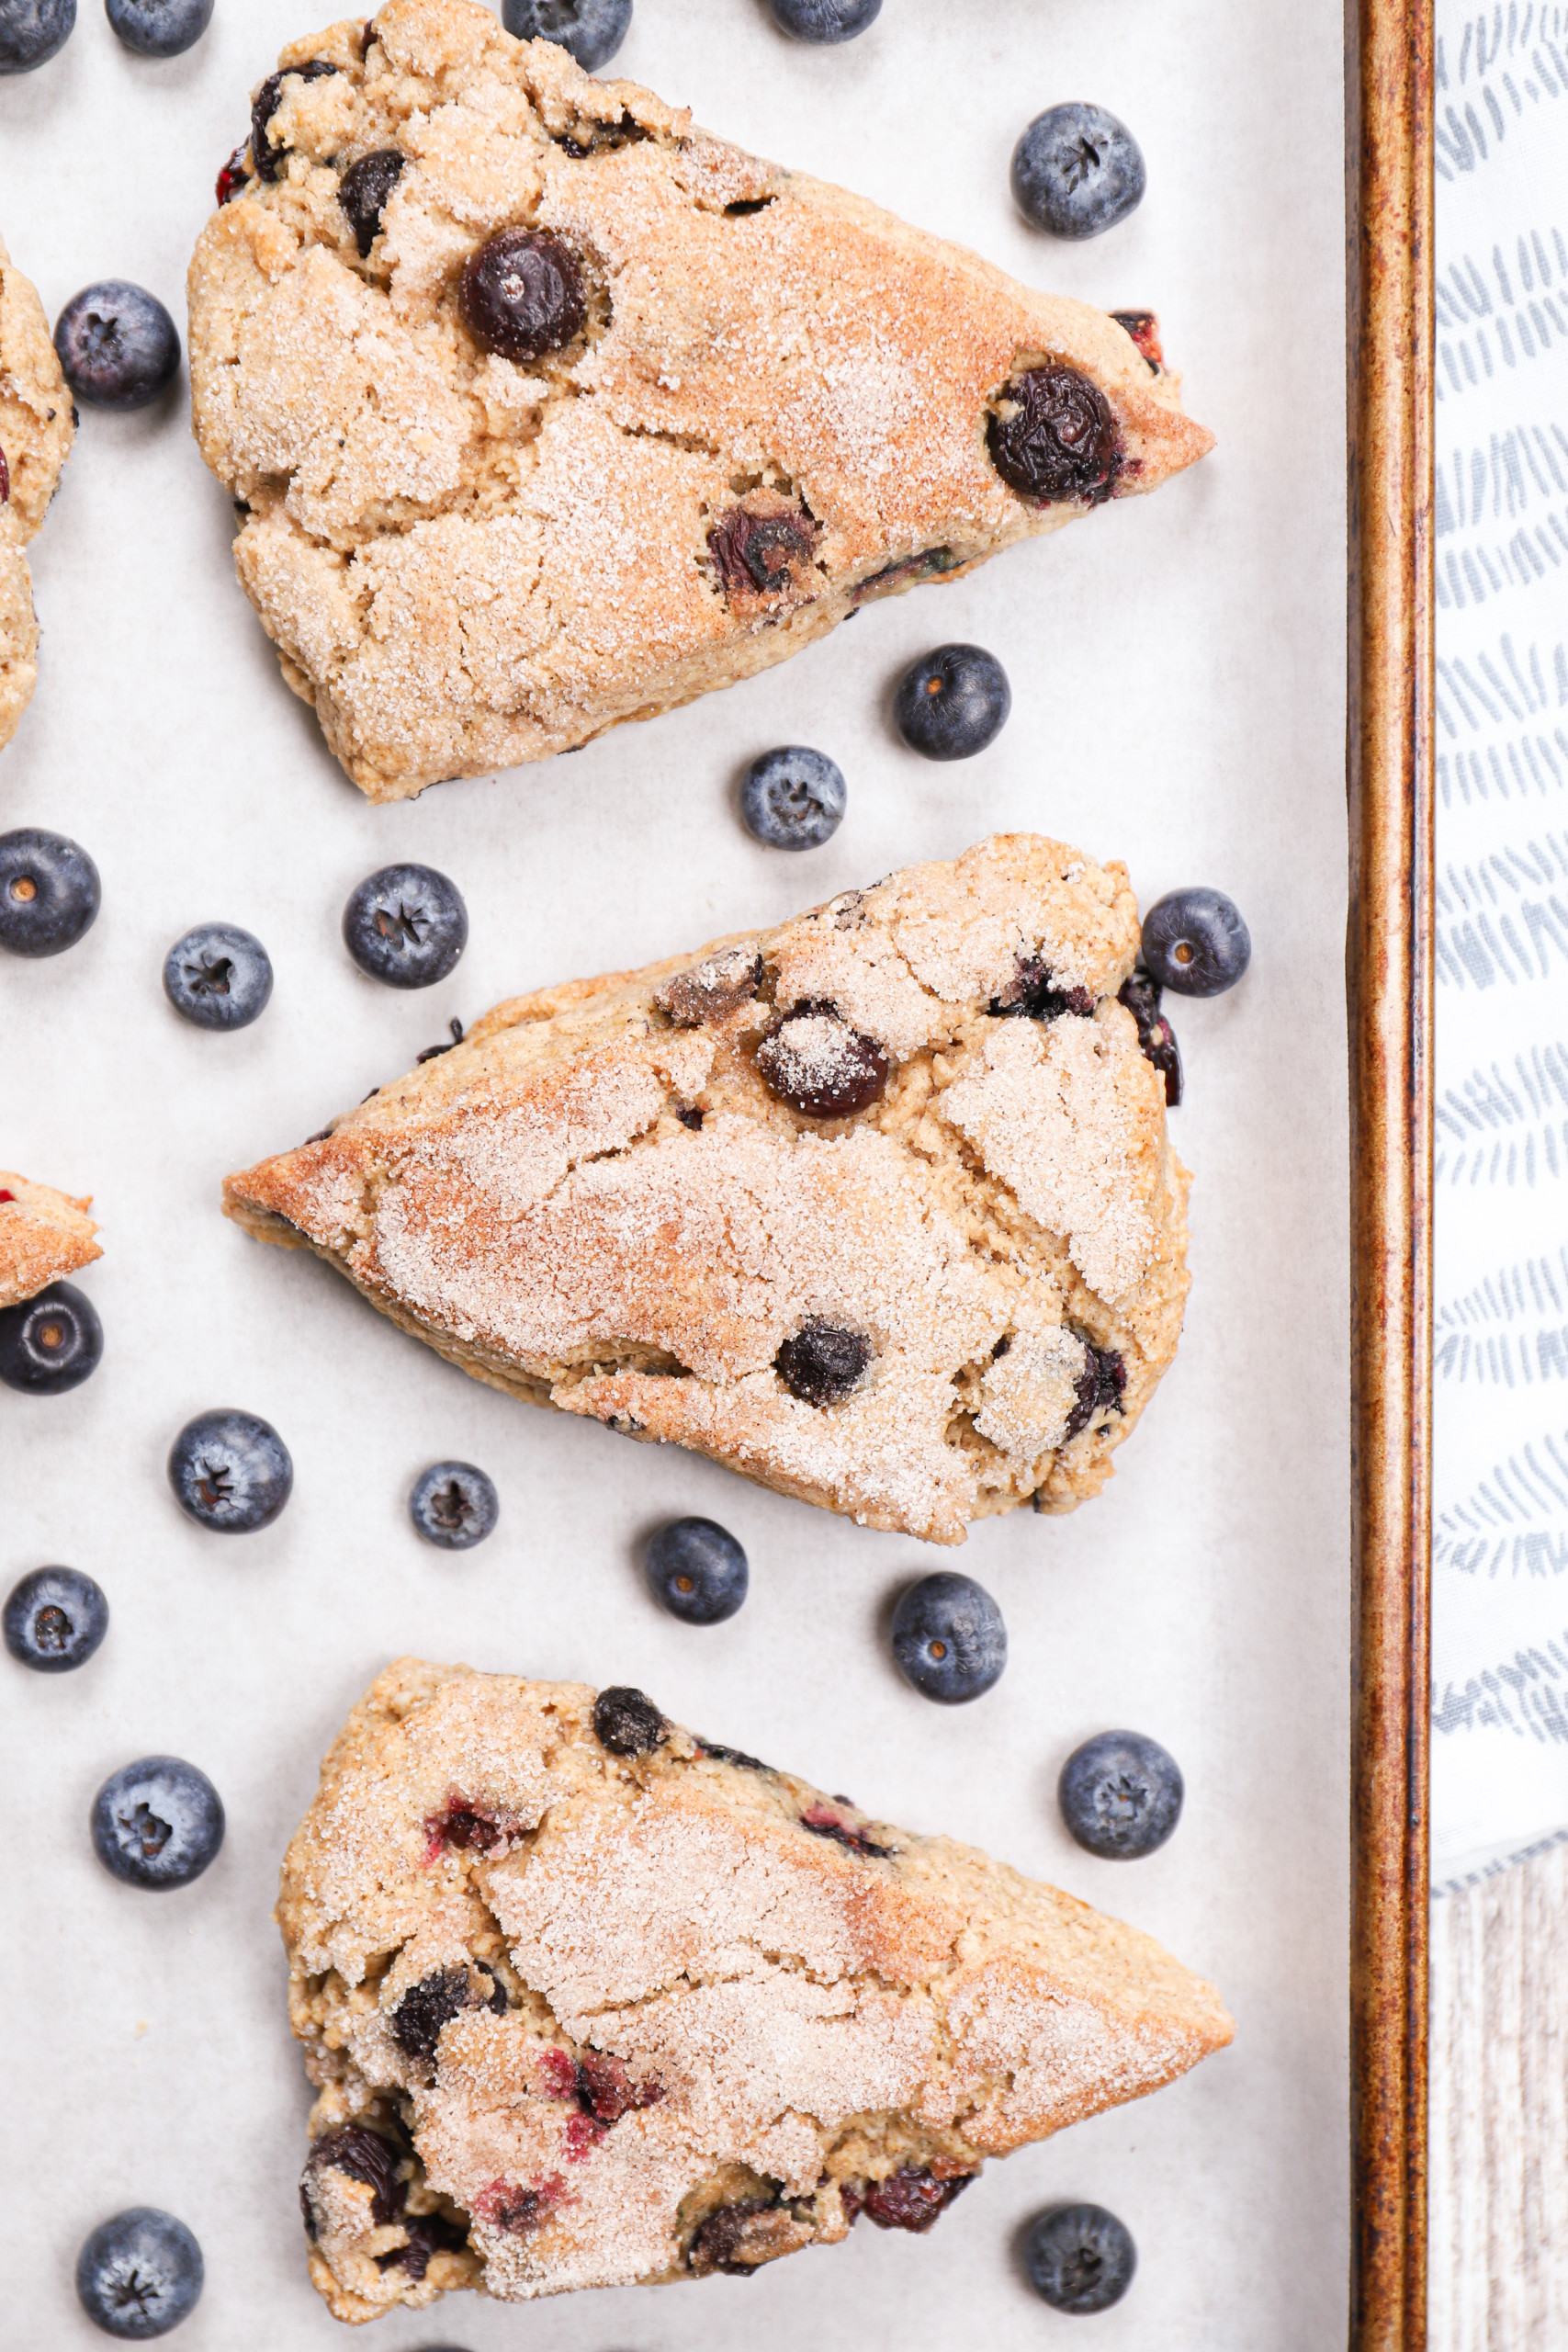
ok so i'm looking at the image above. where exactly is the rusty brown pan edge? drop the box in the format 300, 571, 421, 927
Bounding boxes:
1346, 0, 1435, 2345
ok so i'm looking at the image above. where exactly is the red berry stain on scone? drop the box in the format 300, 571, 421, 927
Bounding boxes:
422, 1789, 525, 1860
988, 365, 1122, 505
0, 450, 8, 503
1111, 310, 1165, 370
797, 1804, 895, 1860
215, 147, 250, 207
473, 2175, 568, 2234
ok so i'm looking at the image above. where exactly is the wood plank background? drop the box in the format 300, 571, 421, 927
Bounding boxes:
1428, 1847, 1568, 2346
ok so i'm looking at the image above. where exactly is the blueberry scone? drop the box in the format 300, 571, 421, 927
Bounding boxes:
0, 1171, 100, 1310
284, 1659, 1233, 2320
224, 834, 1191, 1545
0, 235, 74, 752
186, 0, 1213, 802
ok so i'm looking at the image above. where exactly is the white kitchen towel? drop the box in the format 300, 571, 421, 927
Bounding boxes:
1431, 4, 1568, 1887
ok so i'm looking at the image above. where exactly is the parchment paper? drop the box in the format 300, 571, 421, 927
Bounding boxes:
0, 2, 1349, 2343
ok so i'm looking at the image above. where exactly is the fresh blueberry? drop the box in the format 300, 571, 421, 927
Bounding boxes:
343, 863, 468, 989
893, 644, 1011, 763
644, 1516, 749, 1624
91, 1757, 225, 1891
54, 282, 181, 412
1140, 887, 1251, 998
163, 922, 273, 1031
890, 1572, 1007, 1704
4, 1566, 108, 1671
768, 0, 881, 40
739, 746, 846, 850
1059, 1730, 1183, 1860
0, 0, 74, 73
76, 2207, 204, 2336
0, 1282, 103, 1395
410, 1460, 499, 1549
105, 0, 212, 57
502, 0, 631, 73
167, 1409, 292, 1532
1011, 103, 1146, 241
0, 828, 101, 957
1023, 2202, 1137, 2314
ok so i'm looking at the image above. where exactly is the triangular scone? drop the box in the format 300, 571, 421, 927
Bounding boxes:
0, 1171, 101, 1310
0, 234, 75, 752
224, 834, 1190, 1545
187, 0, 1213, 803
283, 1659, 1233, 2321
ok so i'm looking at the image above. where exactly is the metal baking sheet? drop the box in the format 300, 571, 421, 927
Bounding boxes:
0, 1, 1351, 2343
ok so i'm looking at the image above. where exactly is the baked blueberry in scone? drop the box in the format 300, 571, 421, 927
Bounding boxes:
223, 834, 1191, 1545
186, 0, 1213, 802
0, 1170, 101, 1309
0, 234, 75, 752
280, 1659, 1234, 2320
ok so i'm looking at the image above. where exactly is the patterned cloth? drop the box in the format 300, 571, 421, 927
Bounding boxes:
1432, 4, 1568, 1884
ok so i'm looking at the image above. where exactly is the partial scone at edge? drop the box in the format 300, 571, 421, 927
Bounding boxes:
0, 232, 75, 752
224, 834, 1191, 1545
0, 1171, 101, 1310
187, 0, 1213, 800
282, 1658, 1235, 2320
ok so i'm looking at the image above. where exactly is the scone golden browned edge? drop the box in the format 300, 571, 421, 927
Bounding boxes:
186, 0, 1213, 801
0, 234, 75, 751
281, 1658, 1234, 2321
224, 834, 1191, 1545
0, 1171, 101, 1310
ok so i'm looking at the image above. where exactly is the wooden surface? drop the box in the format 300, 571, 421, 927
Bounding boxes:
1346, 0, 1436, 2341
1429, 1848, 1568, 2348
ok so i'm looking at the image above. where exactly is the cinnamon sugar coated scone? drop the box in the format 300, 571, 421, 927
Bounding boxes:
224, 834, 1191, 1545
186, 0, 1214, 802
282, 1659, 1234, 2319
0, 236, 75, 752
0, 1171, 101, 1310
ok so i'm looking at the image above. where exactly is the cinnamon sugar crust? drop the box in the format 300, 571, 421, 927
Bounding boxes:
186, 0, 1214, 802
281, 1658, 1234, 2319
0, 233, 74, 752
224, 834, 1191, 1545
0, 1170, 101, 1310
